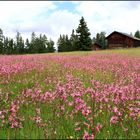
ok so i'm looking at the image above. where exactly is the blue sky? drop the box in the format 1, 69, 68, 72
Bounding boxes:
0, 1, 140, 46
55, 2, 79, 12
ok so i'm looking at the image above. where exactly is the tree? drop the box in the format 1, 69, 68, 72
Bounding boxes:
29, 33, 49, 53
25, 38, 30, 53
93, 32, 108, 49
70, 29, 79, 51
31, 32, 36, 42
57, 34, 71, 52
65, 35, 71, 51
37, 34, 46, 53
46, 39, 55, 53
14, 31, 20, 53
57, 35, 63, 52
3, 37, 9, 54
29, 32, 37, 53
40, 34, 48, 53
42, 34, 48, 45
8, 38, 14, 54
0, 28, 4, 54
134, 30, 140, 38
14, 32, 25, 54
19, 36, 25, 54
0, 29, 57, 54
76, 16, 92, 51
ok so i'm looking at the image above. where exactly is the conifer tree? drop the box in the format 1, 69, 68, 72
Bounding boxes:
57, 35, 70, 52
76, 16, 92, 51
8, 38, 14, 54
14, 32, 24, 54
46, 39, 55, 53
25, 38, 30, 53
3, 37, 9, 54
57, 35, 63, 52
0, 28, 4, 53
70, 29, 79, 51
29, 32, 36, 53
92, 32, 108, 49
134, 30, 140, 39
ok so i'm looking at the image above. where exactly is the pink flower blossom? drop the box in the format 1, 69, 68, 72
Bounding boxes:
110, 116, 119, 124
96, 123, 102, 133
83, 130, 94, 140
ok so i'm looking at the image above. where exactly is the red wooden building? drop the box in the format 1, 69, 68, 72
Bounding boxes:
106, 31, 140, 49
91, 43, 102, 50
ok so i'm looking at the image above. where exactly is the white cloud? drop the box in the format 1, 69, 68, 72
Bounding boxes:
0, 1, 140, 48
39, 9, 80, 48
75, 1, 140, 37
0, 1, 56, 34
0, 1, 80, 48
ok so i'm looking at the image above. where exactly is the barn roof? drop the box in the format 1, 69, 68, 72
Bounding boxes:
93, 42, 102, 48
106, 31, 140, 41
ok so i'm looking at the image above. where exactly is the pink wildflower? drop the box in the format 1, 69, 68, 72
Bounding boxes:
83, 130, 94, 140
96, 123, 102, 133
110, 116, 119, 124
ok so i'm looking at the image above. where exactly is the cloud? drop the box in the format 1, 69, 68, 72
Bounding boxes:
0, 1, 80, 47
39, 9, 80, 47
123, 1, 140, 9
0, 1, 140, 48
75, 1, 140, 37
0, 1, 56, 33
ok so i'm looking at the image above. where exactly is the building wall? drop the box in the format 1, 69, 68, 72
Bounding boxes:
91, 44, 101, 50
134, 40, 140, 47
124, 37, 134, 48
107, 33, 135, 49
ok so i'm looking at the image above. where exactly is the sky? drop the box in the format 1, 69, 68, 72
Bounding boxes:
0, 1, 140, 47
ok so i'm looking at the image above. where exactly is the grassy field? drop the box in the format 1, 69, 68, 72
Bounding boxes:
0, 48, 140, 139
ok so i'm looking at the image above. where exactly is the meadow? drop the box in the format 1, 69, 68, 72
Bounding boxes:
0, 48, 140, 139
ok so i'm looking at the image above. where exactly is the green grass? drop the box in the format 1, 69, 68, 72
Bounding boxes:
0, 47, 140, 139
59, 47, 140, 56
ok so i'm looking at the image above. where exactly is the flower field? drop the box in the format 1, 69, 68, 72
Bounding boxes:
0, 49, 140, 139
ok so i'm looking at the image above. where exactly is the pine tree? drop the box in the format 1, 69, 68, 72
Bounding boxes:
8, 38, 14, 54
61, 35, 67, 52
30, 32, 37, 53
70, 29, 79, 51
14, 32, 24, 54
19, 36, 25, 54
0, 28, 4, 54
41, 34, 48, 52
46, 39, 55, 53
58, 34, 72, 52
93, 32, 108, 49
42, 34, 48, 45
65, 35, 71, 51
14, 31, 20, 53
31, 32, 36, 42
25, 38, 30, 53
134, 30, 140, 38
76, 16, 92, 51
37, 34, 46, 53
57, 35, 63, 52
3, 37, 9, 54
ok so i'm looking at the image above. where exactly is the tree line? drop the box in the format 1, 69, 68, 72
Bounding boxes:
57, 17, 140, 52
57, 17, 108, 52
0, 16, 140, 54
57, 16, 92, 52
0, 30, 55, 54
